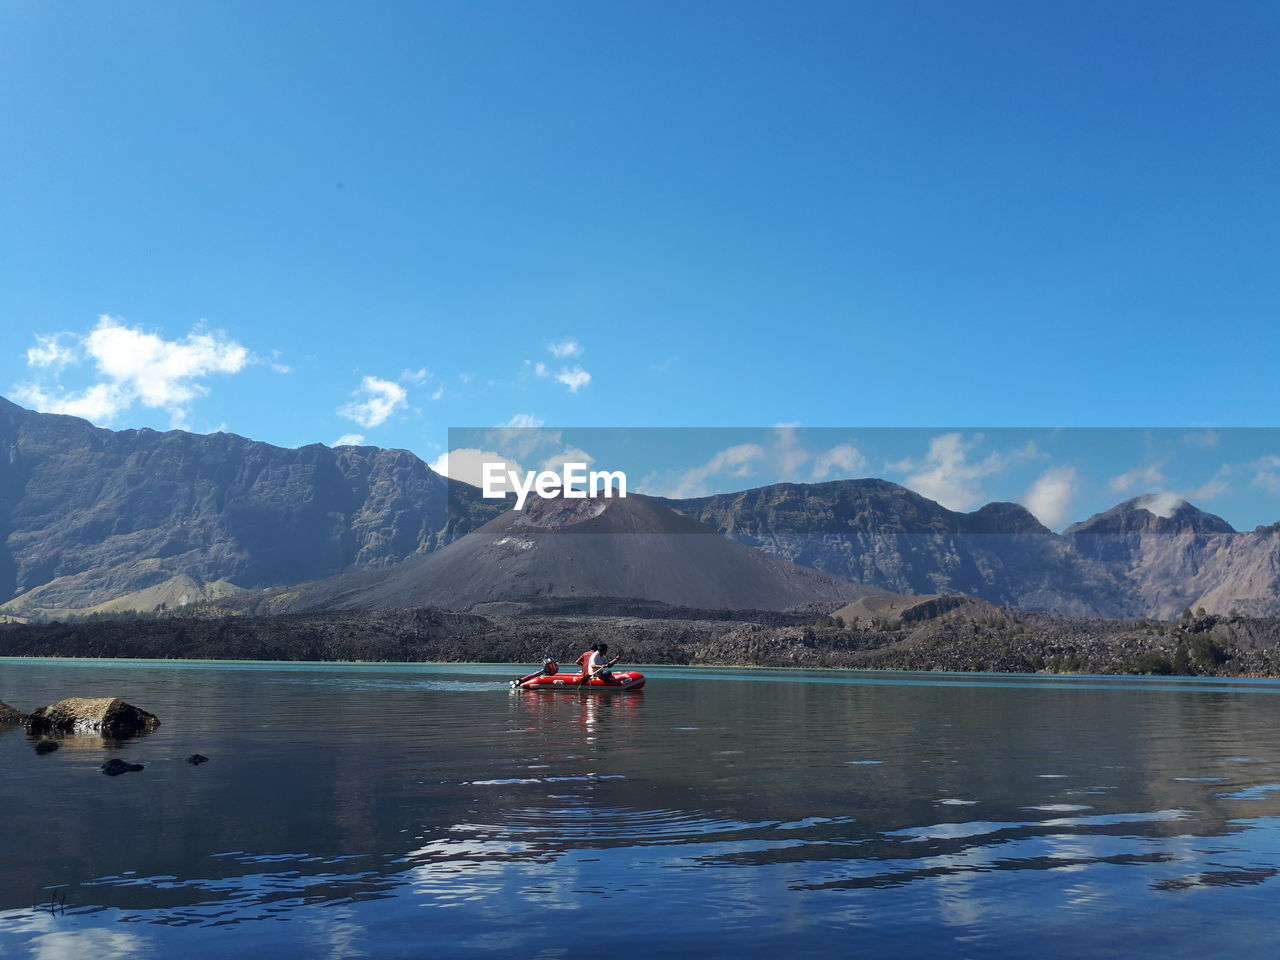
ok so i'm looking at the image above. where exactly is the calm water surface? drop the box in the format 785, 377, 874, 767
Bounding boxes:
1, 658, 1279, 958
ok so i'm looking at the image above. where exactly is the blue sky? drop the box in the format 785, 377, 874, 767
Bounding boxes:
3, 2, 1278, 526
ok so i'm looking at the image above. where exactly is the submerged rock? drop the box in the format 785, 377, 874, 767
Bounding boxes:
27, 698, 160, 736
34, 738, 59, 754
101, 758, 144, 776
186, 754, 209, 765
0, 700, 27, 724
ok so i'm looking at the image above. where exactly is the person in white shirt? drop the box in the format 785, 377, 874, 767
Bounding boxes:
584, 643, 618, 682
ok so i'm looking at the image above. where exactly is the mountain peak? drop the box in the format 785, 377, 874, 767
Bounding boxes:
285, 490, 861, 612
511, 492, 712, 534
1064, 496, 1235, 536
960, 501, 1052, 535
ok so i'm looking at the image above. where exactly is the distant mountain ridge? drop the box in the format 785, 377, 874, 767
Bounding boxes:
663, 486, 1279, 619
657, 480, 1127, 615
1, 397, 1277, 619
1063, 496, 1280, 618
1065, 496, 1236, 537
0, 396, 501, 613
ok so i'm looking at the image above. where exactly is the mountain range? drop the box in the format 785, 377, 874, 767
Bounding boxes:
0, 396, 501, 616
660, 481, 1280, 617
263, 492, 869, 613
2, 396, 1278, 619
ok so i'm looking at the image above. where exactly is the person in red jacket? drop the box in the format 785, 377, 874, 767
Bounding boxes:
574, 645, 597, 676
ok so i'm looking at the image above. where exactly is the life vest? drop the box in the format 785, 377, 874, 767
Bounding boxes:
575, 650, 592, 673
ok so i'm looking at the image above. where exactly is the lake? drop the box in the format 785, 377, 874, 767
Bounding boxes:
2, 658, 1279, 958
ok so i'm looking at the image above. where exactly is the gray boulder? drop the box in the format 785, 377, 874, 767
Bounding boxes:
27, 698, 160, 735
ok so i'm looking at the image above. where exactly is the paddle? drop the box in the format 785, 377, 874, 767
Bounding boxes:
579, 653, 620, 690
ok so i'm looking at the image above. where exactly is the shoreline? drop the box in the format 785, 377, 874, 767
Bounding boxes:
4, 603, 1280, 679
4, 653, 1280, 683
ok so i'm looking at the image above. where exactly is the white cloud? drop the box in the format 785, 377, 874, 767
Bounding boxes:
771, 428, 868, 483
548, 339, 582, 358
811, 444, 866, 481
704, 444, 766, 478
402, 368, 430, 385
430, 448, 523, 490
1135, 492, 1186, 519
478, 424, 566, 465
539, 446, 596, 476
1022, 466, 1079, 530
1107, 460, 1229, 515
555, 366, 591, 392
25, 333, 78, 370
13, 315, 251, 427
901, 433, 1038, 511
338, 376, 407, 428
87, 317, 249, 408
1185, 472, 1229, 503
771, 425, 808, 479
533, 358, 592, 393
640, 432, 869, 497
1108, 461, 1166, 494
654, 443, 767, 498
1253, 456, 1280, 496
333, 433, 365, 447
268, 349, 292, 374
14, 381, 129, 423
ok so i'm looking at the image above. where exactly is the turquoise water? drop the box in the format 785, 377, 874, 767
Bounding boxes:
1, 658, 1279, 958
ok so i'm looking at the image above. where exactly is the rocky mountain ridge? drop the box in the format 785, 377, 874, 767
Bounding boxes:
0, 396, 501, 614
664, 484, 1279, 618
2, 397, 1277, 619
661, 482, 1119, 614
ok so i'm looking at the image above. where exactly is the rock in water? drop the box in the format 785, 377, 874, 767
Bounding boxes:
27, 698, 160, 735
34, 739, 59, 754
0, 700, 28, 724
101, 758, 144, 776
186, 754, 209, 765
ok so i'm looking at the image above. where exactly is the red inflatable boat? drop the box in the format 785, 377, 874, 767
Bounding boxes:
511, 661, 645, 691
